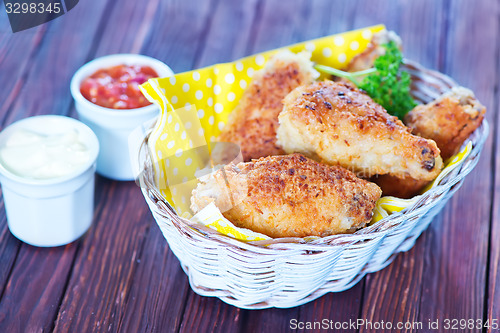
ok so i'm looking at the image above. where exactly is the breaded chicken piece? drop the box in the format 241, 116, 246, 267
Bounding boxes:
218, 50, 318, 161
191, 154, 382, 238
375, 87, 486, 198
277, 80, 443, 181
345, 30, 402, 72
404, 87, 486, 160
371, 174, 428, 199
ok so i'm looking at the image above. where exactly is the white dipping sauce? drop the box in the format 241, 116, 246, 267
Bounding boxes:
0, 129, 90, 179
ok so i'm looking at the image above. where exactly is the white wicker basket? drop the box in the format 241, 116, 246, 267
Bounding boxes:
138, 60, 489, 309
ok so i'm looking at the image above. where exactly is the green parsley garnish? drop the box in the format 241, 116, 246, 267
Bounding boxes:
315, 41, 417, 119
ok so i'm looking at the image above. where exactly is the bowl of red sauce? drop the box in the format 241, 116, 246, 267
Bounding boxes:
71, 54, 173, 180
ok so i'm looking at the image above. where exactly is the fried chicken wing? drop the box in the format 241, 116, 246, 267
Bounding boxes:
218, 50, 318, 161
371, 174, 429, 199
375, 87, 485, 198
191, 154, 381, 238
276, 80, 443, 181
404, 87, 486, 160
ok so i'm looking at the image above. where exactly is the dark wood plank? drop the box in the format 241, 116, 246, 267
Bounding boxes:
195, 0, 260, 68
297, 285, 365, 333
356, 1, 446, 332
0, 1, 115, 330
351, 0, 400, 34
416, 0, 497, 330
179, 296, 244, 333
0, 243, 78, 332
0, 4, 11, 33
242, 0, 306, 322
488, 87, 500, 331
53, 182, 152, 332
0, 25, 48, 122
293, 1, 370, 330
92, 0, 161, 58
55, 0, 223, 331
0, 1, 496, 332
0, 10, 56, 299
143, 0, 221, 74
488, 15, 500, 327
174, 0, 344, 329
0, 197, 21, 299
117, 230, 190, 333
359, 245, 425, 333
175, 0, 266, 331
248, 0, 308, 55
1, 0, 113, 125
244, 308, 299, 333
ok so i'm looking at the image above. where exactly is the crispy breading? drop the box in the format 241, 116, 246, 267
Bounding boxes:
371, 174, 429, 199
276, 80, 443, 181
404, 87, 486, 160
191, 154, 382, 238
376, 87, 485, 198
218, 50, 317, 161
345, 30, 402, 72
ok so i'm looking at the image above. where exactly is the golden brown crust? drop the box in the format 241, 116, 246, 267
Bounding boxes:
404, 87, 486, 160
277, 80, 443, 181
219, 51, 316, 161
191, 154, 382, 238
371, 174, 429, 199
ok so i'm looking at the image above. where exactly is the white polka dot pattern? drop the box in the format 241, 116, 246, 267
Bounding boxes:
140, 25, 386, 212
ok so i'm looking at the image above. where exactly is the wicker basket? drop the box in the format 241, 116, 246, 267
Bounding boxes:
138, 59, 489, 309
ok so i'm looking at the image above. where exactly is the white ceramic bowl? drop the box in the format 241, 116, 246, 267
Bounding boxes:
70, 54, 174, 181
0, 115, 99, 247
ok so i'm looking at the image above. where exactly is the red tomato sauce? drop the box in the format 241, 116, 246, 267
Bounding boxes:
80, 64, 158, 109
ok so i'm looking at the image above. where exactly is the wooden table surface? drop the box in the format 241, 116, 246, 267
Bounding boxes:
0, 0, 498, 332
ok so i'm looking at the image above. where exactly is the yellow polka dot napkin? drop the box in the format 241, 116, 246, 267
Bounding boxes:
139, 24, 471, 241
140, 24, 385, 210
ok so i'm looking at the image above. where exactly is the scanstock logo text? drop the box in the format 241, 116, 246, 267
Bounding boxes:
4, 0, 79, 33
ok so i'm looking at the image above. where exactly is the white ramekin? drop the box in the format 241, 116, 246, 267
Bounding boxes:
0, 115, 99, 247
70, 54, 173, 181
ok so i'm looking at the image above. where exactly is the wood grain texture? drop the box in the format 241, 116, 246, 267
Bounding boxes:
0, 1, 114, 331
175, 1, 264, 330
92, 0, 161, 57
53, 182, 152, 332
360, 246, 425, 333
0, 0, 498, 331
194, 0, 260, 68
57, 0, 222, 330
179, 295, 244, 333
0, 4, 12, 33
489, 13, 500, 326
489, 78, 500, 331
0, 26, 47, 124
173, 1, 259, 330
297, 285, 365, 333
248, 0, 308, 54
416, 0, 497, 331
0, 0, 48, 124
0, 200, 21, 299
357, 1, 445, 332
237, 0, 305, 329
143, 0, 220, 73
59, 0, 234, 331
293, 1, 367, 330
0, 243, 78, 332
117, 229, 190, 333
1, 0, 113, 125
